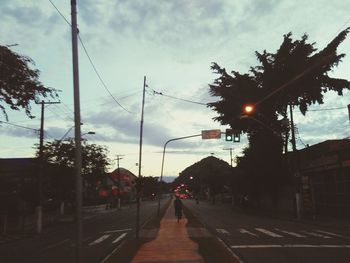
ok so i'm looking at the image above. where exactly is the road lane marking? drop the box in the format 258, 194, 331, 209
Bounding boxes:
231, 244, 350, 248
255, 228, 283, 237
300, 230, 332, 238
104, 228, 132, 234
238, 228, 259, 237
112, 233, 127, 244
89, 234, 111, 246
315, 230, 350, 239
274, 228, 306, 238
100, 240, 126, 263
216, 228, 230, 234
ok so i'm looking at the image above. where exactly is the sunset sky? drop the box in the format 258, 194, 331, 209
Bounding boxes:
1, 0, 350, 179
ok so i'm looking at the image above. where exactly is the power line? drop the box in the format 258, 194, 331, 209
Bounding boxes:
78, 35, 133, 114
48, 0, 71, 26
149, 87, 208, 106
0, 120, 39, 132
326, 17, 350, 44
295, 127, 306, 148
293, 106, 347, 113
48, 0, 133, 114
307, 106, 347, 112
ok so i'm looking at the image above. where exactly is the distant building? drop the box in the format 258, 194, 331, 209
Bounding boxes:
0, 157, 75, 217
298, 139, 350, 216
103, 168, 137, 203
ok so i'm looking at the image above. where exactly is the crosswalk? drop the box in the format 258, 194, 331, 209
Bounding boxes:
87, 230, 129, 246
216, 227, 350, 240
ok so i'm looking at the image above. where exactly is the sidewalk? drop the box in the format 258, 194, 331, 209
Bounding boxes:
105, 198, 238, 263
131, 200, 204, 263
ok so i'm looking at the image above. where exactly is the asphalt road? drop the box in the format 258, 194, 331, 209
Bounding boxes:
184, 199, 350, 263
0, 199, 168, 263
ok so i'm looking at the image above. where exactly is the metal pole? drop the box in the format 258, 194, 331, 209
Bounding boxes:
223, 148, 233, 167
289, 104, 302, 219
116, 155, 123, 209
35, 100, 60, 234
71, 1, 83, 262
157, 134, 202, 216
136, 76, 146, 238
36, 101, 44, 234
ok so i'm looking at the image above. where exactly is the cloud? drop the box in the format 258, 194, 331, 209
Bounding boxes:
0, 124, 38, 139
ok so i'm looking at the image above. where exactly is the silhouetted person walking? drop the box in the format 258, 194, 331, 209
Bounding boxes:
174, 196, 183, 223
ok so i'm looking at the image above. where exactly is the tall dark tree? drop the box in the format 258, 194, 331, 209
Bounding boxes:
0, 45, 58, 120
208, 28, 350, 198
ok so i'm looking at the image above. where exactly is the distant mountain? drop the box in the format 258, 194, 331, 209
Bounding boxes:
162, 176, 176, 183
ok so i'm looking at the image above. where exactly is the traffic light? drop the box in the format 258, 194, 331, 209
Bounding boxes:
225, 129, 233, 141
233, 131, 240, 142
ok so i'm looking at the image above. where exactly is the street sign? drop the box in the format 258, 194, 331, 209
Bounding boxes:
201, 129, 221, 139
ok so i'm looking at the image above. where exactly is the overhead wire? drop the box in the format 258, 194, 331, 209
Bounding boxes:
148, 87, 208, 106
47, 0, 133, 114
0, 121, 38, 132
293, 106, 347, 112
325, 17, 350, 44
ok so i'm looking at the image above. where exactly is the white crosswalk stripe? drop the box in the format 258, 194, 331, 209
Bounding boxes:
89, 234, 111, 246
255, 228, 283, 237
216, 228, 230, 234
315, 230, 350, 239
112, 233, 127, 244
238, 228, 259, 237
236, 227, 347, 240
274, 228, 306, 238
299, 230, 332, 239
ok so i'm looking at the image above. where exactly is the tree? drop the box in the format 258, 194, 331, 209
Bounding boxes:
0, 45, 58, 120
208, 28, 350, 199
37, 138, 111, 188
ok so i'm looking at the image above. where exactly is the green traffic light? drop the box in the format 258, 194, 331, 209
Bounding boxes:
226, 134, 233, 141
225, 128, 233, 141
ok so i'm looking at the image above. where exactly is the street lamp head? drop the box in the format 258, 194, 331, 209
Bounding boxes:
243, 104, 255, 114
87, 131, 95, 135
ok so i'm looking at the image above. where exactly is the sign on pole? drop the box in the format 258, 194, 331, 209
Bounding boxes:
201, 129, 221, 139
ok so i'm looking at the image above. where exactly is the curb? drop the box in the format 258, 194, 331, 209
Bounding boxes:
100, 197, 172, 263
183, 204, 242, 263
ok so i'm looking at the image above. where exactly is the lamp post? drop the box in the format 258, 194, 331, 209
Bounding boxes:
289, 104, 302, 219
81, 131, 95, 137
157, 134, 202, 216
241, 104, 302, 219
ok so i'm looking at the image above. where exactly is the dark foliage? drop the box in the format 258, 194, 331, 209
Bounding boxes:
208, 28, 350, 200
0, 45, 58, 120
36, 138, 111, 185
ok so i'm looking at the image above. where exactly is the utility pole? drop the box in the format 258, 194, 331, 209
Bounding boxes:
70, 1, 83, 262
223, 148, 233, 167
116, 155, 124, 209
116, 155, 124, 170
35, 100, 60, 234
289, 104, 302, 219
136, 76, 146, 238
223, 147, 235, 207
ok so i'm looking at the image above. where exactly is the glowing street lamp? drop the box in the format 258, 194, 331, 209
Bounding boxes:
243, 104, 255, 114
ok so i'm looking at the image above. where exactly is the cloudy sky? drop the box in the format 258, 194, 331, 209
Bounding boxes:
1, 0, 350, 179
